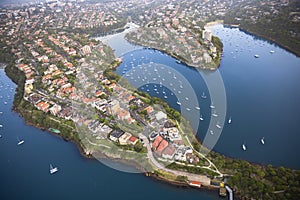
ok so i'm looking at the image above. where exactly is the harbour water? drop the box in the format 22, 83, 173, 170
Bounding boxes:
0, 69, 219, 199
112, 24, 300, 169
1, 24, 300, 199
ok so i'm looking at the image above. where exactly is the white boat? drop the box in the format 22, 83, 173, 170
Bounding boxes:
270, 50, 275, 53
185, 97, 189, 100
195, 106, 200, 110
228, 117, 232, 124
164, 95, 168, 99
199, 115, 204, 121
261, 137, 265, 145
186, 108, 191, 111
201, 92, 207, 99
0, 124, 3, 128
50, 164, 58, 174
176, 101, 181, 105
254, 54, 259, 58
210, 130, 214, 135
210, 102, 215, 109
216, 123, 222, 129
0, 134, 2, 138
17, 137, 24, 145
212, 111, 218, 117
242, 144, 247, 151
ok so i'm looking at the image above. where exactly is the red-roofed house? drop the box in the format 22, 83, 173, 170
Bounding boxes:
152, 135, 163, 150
36, 101, 50, 113
156, 140, 168, 154
188, 181, 201, 188
144, 106, 154, 115
128, 136, 138, 145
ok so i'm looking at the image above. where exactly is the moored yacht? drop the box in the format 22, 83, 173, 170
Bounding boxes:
50, 164, 58, 174
228, 117, 232, 124
261, 137, 265, 145
242, 144, 247, 151
17, 137, 24, 145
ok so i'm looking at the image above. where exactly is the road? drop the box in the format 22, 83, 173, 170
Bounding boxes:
139, 134, 211, 186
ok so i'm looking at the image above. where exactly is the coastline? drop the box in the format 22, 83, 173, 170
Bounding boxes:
222, 23, 300, 58
206, 20, 300, 58
3, 21, 300, 200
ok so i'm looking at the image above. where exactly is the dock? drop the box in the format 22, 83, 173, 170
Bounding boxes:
225, 185, 234, 200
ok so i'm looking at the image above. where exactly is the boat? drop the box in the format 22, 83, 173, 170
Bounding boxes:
216, 123, 222, 129
201, 92, 207, 99
270, 50, 275, 53
164, 95, 168, 99
242, 144, 247, 151
17, 137, 24, 145
50, 164, 58, 174
254, 54, 259, 58
261, 137, 265, 145
176, 101, 181, 105
210, 102, 215, 109
186, 108, 191, 111
0, 134, 2, 138
228, 117, 232, 124
195, 106, 200, 110
0, 124, 3, 128
199, 115, 204, 121
210, 130, 214, 135
212, 111, 218, 117
48, 128, 61, 134
185, 97, 189, 100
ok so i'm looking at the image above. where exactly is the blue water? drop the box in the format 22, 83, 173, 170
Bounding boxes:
1, 24, 300, 200
115, 25, 300, 169
0, 69, 219, 199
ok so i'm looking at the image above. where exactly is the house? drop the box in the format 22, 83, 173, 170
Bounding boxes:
152, 135, 163, 150
109, 129, 125, 142
128, 136, 138, 145
106, 100, 120, 115
144, 106, 154, 115
117, 109, 130, 120
49, 104, 62, 116
108, 83, 116, 90
155, 111, 167, 122
162, 144, 176, 159
188, 180, 201, 188
118, 132, 132, 145
36, 101, 50, 113
156, 139, 169, 155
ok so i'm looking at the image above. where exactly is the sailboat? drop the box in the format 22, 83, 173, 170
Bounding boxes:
260, 137, 265, 145
195, 106, 200, 110
176, 101, 181, 105
228, 117, 232, 124
201, 92, 207, 99
50, 164, 58, 174
242, 144, 247, 151
210, 102, 215, 109
199, 115, 204, 121
216, 122, 222, 129
210, 130, 214, 135
212, 110, 218, 117
17, 137, 24, 145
